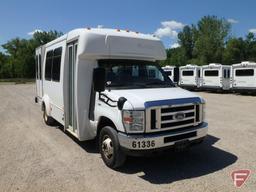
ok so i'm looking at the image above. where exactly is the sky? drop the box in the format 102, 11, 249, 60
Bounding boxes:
0, 0, 256, 50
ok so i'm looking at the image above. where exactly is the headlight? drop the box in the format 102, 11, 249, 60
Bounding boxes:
122, 110, 145, 133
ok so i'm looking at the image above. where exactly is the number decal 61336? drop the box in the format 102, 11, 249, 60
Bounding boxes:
132, 140, 155, 149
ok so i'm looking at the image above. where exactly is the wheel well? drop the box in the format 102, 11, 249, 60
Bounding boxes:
41, 102, 45, 111
97, 116, 116, 136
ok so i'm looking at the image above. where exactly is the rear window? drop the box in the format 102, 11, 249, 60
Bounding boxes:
197, 70, 201, 78
235, 69, 254, 76
182, 70, 194, 76
204, 70, 219, 76
224, 69, 230, 79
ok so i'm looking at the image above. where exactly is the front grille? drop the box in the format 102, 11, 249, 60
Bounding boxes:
161, 119, 195, 128
148, 103, 201, 132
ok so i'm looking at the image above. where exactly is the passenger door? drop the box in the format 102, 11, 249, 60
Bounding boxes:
222, 68, 231, 90
67, 42, 78, 133
35, 48, 43, 99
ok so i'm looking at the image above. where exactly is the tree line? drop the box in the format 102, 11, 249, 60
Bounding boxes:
0, 15, 256, 79
0, 31, 63, 79
160, 15, 256, 66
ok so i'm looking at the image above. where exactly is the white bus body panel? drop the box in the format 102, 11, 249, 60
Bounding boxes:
232, 62, 256, 91
201, 64, 231, 90
179, 65, 201, 88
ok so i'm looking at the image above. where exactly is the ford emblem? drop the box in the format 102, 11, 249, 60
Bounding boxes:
174, 112, 185, 120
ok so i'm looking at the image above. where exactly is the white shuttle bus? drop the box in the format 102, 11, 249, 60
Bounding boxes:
179, 64, 201, 89
232, 61, 256, 93
201, 63, 231, 91
162, 65, 179, 84
35, 28, 207, 168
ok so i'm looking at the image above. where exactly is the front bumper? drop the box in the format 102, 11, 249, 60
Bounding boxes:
118, 122, 208, 152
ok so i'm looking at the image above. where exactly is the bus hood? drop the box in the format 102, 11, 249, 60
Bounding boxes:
104, 87, 204, 109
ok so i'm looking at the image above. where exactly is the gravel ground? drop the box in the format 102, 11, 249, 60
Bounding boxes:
0, 84, 255, 192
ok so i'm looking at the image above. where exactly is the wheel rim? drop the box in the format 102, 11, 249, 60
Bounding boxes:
101, 135, 114, 160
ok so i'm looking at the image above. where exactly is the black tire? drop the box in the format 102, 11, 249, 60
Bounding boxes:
43, 105, 55, 126
99, 126, 126, 169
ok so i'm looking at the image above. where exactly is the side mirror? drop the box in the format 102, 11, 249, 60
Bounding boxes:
93, 68, 106, 92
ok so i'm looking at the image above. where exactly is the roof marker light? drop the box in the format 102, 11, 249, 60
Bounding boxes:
126, 29, 130, 32
117, 29, 121, 32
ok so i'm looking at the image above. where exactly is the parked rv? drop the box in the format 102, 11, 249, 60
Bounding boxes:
201, 63, 231, 91
162, 65, 179, 84
179, 64, 201, 89
35, 28, 208, 168
232, 61, 256, 93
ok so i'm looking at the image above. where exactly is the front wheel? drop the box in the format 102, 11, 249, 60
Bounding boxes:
99, 126, 126, 169
43, 105, 55, 126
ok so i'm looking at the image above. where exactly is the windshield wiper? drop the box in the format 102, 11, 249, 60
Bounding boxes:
106, 83, 127, 87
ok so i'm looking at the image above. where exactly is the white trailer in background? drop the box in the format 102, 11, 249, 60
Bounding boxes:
162, 65, 179, 84
179, 64, 201, 89
232, 61, 256, 93
201, 63, 231, 91
34, 28, 207, 168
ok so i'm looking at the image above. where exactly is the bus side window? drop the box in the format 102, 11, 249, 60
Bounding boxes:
52, 47, 62, 82
45, 50, 53, 81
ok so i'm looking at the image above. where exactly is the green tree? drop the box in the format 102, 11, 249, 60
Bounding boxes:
2, 38, 26, 78
32, 30, 63, 47
0, 52, 9, 78
193, 16, 231, 64
223, 37, 246, 64
178, 25, 194, 59
1, 30, 63, 79
244, 32, 256, 61
167, 47, 187, 66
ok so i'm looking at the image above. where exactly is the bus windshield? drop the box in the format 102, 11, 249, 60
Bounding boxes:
98, 59, 175, 89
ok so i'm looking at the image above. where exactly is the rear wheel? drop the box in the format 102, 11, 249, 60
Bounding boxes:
99, 126, 126, 169
43, 105, 55, 126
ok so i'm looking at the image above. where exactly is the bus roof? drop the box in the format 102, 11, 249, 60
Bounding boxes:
41, 28, 166, 61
